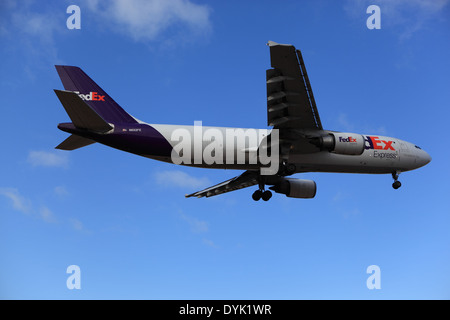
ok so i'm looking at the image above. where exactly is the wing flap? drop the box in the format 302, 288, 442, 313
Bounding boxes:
185, 170, 258, 198
266, 41, 322, 130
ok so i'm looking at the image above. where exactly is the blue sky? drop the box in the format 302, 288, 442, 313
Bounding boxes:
1, 0, 449, 299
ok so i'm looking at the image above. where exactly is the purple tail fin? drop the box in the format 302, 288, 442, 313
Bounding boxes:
55, 65, 137, 125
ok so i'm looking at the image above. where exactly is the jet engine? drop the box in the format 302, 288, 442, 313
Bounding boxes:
269, 178, 316, 199
311, 132, 365, 155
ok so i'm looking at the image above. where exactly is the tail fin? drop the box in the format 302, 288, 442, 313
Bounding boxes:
55, 65, 137, 125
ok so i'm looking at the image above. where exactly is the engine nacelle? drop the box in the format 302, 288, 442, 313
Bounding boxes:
312, 132, 365, 155
269, 178, 316, 199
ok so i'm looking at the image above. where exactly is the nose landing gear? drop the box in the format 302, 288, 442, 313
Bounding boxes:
392, 171, 402, 189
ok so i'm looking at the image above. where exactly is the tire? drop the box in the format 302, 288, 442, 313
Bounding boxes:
261, 190, 272, 201
252, 190, 262, 201
392, 181, 401, 189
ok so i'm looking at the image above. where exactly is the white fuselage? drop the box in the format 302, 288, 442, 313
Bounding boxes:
145, 124, 431, 174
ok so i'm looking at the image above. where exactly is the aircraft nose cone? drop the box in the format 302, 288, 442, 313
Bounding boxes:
424, 151, 431, 165
417, 150, 431, 168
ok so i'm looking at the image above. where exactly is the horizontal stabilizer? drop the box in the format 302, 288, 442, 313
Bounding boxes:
54, 90, 113, 132
56, 134, 96, 151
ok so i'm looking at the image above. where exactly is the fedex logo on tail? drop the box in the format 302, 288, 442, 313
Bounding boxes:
73, 91, 105, 101
364, 136, 395, 150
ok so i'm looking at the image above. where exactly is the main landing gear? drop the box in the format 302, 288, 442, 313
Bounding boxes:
252, 179, 272, 201
252, 189, 272, 201
251, 162, 296, 201
392, 171, 402, 189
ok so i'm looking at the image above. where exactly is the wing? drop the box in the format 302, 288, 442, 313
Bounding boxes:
185, 170, 258, 198
266, 41, 322, 130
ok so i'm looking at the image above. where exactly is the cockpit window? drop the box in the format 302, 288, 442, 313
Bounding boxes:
415, 145, 422, 149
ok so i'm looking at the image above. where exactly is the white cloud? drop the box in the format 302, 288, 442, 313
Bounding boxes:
155, 170, 210, 189
202, 238, 217, 248
0, 188, 57, 223
345, 0, 449, 39
11, 9, 59, 44
54, 186, 69, 197
27, 151, 68, 168
85, 0, 212, 43
0, 0, 211, 80
180, 213, 209, 233
1, 0, 62, 44
343, 207, 361, 219
336, 113, 387, 136
0, 0, 61, 76
336, 113, 354, 132
40, 206, 57, 223
0, 187, 86, 229
332, 191, 344, 202
0, 187, 31, 214
69, 218, 84, 231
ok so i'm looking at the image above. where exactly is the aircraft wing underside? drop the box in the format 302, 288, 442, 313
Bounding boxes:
185, 170, 258, 198
266, 41, 325, 158
266, 41, 322, 131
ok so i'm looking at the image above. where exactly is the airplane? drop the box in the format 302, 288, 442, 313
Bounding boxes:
54, 41, 431, 201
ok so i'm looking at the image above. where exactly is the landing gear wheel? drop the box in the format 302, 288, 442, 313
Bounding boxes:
391, 171, 401, 190
252, 190, 262, 201
392, 181, 402, 189
253, 173, 273, 201
261, 190, 272, 201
